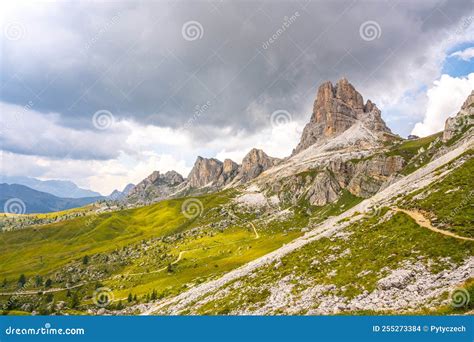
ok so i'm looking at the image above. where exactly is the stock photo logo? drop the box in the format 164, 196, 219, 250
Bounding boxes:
92, 110, 115, 130
93, 287, 115, 308
450, 288, 470, 308
3, 22, 26, 41
182, 21, 204, 41
359, 20, 382, 41
270, 110, 293, 128
181, 198, 204, 219
3, 198, 26, 216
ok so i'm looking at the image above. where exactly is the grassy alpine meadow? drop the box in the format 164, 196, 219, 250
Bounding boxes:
0, 188, 313, 314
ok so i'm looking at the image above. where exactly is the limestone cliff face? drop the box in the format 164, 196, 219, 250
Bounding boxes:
187, 149, 280, 189
127, 170, 185, 203
269, 155, 405, 206
233, 148, 281, 183
443, 90, 474, 142
187, 157, 224, 188
293, 78, 391, 155
217, 159, 240, 186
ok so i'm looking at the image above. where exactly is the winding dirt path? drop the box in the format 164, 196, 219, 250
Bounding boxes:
392, 208, 474, 242
124, 250, 188, 277
227, 210, 260, 239
0, 282, 85, 296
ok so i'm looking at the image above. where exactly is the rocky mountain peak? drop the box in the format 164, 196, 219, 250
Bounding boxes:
187, 157, 224, 188
127, 170, 185, 202
335, 77, 364, 111
163, 170, 185, 185
461, 90, 474, 110
223, 159, 239, 174
234, 148, 281, 183
443, 90, 474, 142
187, 156, 241, 189
293, 78, 391, 155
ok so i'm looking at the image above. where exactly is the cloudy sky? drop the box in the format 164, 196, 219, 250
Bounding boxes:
1, 0, 473, 194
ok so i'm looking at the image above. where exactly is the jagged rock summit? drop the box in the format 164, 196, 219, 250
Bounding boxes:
293, 78, 392, 155
187, 157, 225, 188
187, 149, 280, 189
232, 148, 281, 184
443, 90, 474, 142
127, 170, 185, 203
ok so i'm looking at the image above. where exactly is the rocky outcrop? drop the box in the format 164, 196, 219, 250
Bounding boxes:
127, 170, 185, 203
187, 149, 281, 189
187, 156, 240, 188
233, 149, 281, 184
269, 154, 405, 206
443, 90, 474, 142
293, 78, 392, 155
306, 171, 341, 206
344, 155, 406, 197
187, 157, 224, 188
217, 159, 240, 186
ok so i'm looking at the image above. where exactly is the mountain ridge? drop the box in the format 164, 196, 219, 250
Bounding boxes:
0, 175, 101, 198
0, 183, 102, 214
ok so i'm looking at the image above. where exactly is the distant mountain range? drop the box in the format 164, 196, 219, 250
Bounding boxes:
0, 176, 101, 198
0, 177, 137, 213
0, 184, 102, 214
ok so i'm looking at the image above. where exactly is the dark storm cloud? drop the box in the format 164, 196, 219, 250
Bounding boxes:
1, 0, 473, 137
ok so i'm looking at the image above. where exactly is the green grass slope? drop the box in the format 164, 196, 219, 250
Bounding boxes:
400, 150, 474, 238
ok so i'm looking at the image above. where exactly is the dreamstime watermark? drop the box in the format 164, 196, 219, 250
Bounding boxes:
181, 198, 204, 219
184, 100, 212, 130
450, 288, 470, 308
3, 198, 26, 216
83, 10, 124, 53
84, 211, 99, 227
92, 287, 114, 307
262, 12, 300, 50
92, 110, 115, 130
439, 190, 473, 226
270, 109, 292, 128
359, 20, 382, 41
5, 323, 85, 336
3, 22, 26, 41
3, 277, 36, 310
446, 15, 473, 43
182, 21, 204, 41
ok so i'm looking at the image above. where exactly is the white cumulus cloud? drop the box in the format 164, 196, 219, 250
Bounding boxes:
411, 73, 474, 137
